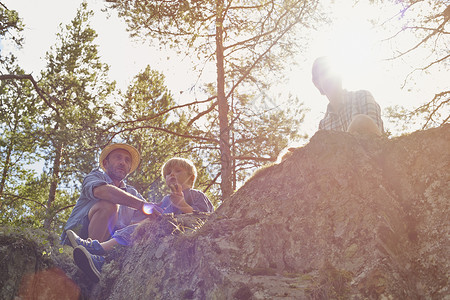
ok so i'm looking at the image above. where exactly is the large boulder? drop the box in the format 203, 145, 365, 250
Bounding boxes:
93, 125, 449, 299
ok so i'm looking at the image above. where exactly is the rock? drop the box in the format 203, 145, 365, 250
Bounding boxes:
2, 125, 449, 299
0, 228, 83, 300
94, 125, 449, 299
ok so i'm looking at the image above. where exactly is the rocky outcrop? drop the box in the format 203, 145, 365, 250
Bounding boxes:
0, 228, 82, 300
95, 125, 449, 299
2, 125, 449, 299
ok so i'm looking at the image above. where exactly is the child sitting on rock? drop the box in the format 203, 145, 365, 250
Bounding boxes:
66, 157, 214, 283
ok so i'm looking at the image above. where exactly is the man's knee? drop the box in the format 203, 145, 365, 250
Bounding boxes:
88, 201, 118, 241
89, 200, 118, 220
348, 114, 382, 136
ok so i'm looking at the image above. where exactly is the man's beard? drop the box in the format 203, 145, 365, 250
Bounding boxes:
108, 167, 127, 182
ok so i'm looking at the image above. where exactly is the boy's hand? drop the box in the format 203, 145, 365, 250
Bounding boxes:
169, 182, 185, 206
168, 179, 182, 195
168, 178, 193, 213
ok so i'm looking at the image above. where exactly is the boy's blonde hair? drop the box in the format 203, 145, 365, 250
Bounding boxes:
161, 157, 197, 188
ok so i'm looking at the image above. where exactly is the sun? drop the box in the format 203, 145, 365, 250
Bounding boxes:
323, 22, 381, 90
311, 2, 384, 91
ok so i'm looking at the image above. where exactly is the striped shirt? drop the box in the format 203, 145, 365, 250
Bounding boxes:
319, 90, 384, 133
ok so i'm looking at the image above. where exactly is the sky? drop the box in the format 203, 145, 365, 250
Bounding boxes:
1, 0, 448, 142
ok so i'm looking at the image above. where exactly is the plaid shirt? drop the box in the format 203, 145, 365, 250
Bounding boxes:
319, 90, 384, 133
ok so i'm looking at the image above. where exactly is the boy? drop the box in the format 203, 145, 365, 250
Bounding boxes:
67, 157, 214, 282
159, 157, 214, 214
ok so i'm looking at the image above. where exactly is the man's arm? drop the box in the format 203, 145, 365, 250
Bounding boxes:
93, 184, 146, 211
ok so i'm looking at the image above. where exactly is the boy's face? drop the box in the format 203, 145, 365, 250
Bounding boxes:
165, 165, 193, 190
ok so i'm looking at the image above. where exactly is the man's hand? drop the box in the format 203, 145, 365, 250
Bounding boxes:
142, 203, 162, 220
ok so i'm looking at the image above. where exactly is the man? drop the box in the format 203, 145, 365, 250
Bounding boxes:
65, 157, 214, 283
61, 143, 153, 244
312, 56, 384, 135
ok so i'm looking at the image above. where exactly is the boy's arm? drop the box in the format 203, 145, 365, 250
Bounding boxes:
189, 190, 214, 213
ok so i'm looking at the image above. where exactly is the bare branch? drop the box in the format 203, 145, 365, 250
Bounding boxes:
400, 25, 450, 35
401, 53, 450, 88
0, 74, 61, 118
418, 92, 450, 129
187, 100, 218, 127
232, 155, 276, 162
202, 172, 221, 193
106, 95, 216, 131
3, 193, 47, 209
108, 124, 219, 144
386, 7, 449, 60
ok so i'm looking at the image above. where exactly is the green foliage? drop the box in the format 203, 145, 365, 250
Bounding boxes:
34, 2, 117, 229
114, 66, 217, 204
107, 0, 317, 197
0, 4, 24, 48
0, 171, 76, 231
0, 12, 43, 224
116, 66, 184, 201
1, 0, 316, 227
0, 66, 41, 188
0, 225, 68, 265
1, 2, 117, 230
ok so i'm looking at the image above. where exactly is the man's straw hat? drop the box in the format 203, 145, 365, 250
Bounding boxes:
99, 143, 140, 174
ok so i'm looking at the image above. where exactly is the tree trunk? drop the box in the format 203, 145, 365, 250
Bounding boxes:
44, 139, 63, 230
0, 121, 18, 203
216, 0, 233, 199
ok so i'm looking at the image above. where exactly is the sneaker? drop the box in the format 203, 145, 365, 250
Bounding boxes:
66, 230, 106, 255
73, 246, 105, 283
